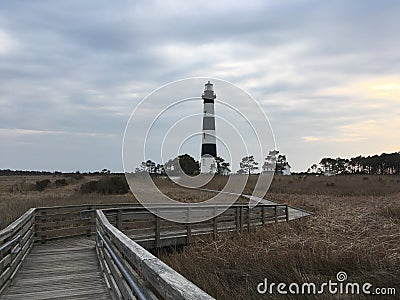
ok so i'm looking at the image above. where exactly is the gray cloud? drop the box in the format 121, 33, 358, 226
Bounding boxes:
0, 0, 399, 171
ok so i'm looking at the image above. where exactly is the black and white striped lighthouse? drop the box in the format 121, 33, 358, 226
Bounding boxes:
201, 81, 217, 173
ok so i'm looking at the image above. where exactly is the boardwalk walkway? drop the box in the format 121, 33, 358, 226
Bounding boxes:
1, 237, 109, 300
0, 194, 312, 299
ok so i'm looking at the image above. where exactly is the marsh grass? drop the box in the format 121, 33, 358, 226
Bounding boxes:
1, 174, 399, 299
161, 192, 400, 299
0, 175, 138, 229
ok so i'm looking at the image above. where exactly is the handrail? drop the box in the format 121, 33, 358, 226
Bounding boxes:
0, 235, 20, 254
97, 230, 148, 300
0, 208, 35, 295
101, 203, 289, 249
96, 210, 214, 300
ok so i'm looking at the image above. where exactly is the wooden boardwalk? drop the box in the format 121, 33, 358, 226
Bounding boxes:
0, 237, 109, 300
0, 199, 312, 299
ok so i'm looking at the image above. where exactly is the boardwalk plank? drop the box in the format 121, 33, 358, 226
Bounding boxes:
0, 237, 110, 300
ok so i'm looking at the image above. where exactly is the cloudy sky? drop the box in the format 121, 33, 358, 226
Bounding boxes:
1, 0, 399, 172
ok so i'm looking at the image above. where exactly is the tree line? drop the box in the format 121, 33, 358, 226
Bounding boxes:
137, 150, 290, 176
308, 152, 400, 175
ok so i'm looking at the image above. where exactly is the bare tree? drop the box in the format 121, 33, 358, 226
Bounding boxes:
239, 155, 259, 175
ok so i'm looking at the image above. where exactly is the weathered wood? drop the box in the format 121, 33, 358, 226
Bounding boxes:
240, 206, 244, 233
261, 206, 265, 225
1, 237, 109, 300
155, 216, 161, 248
1, 200, 301, 300
213, 217, 217, 240
186, 224, 192, 244
116, 210, 122, 230
0, 208, 35, 295
96, 211, 214, 300
97, 243, 119, 300
247, 207, 251, 232
285, 205, 290, 222
101, 242, 135, 300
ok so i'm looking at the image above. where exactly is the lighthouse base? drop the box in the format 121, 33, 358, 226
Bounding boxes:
201, 156, 217, 174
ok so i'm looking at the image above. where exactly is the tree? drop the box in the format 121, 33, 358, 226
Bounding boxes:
276, 154, 287, 174
309, 164, 318, 173
239, 155, 259, 175
215, 156, 231, 175
320, 157, 337, 174
145, 160, 156, 174
263, 150, 291, 175
178, 154, 200, 175
136, 160, 156, 173
263, 150, 278, 173
163, 154, 200, 176
101, 168, 111, 175
155, 164, 165, 175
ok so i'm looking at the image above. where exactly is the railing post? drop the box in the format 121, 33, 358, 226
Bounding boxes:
247, 207, 251, 232
261, 206, 265, 226
235, 207, 240, 232
286, 205, 290, 222
155, 214, 160, 248
187, 224, 192, 244
86, 206, 92, 237
187, 207, 192, 244
274, 206, 278, 223
240, 206, 244, 233
116, 209, 122, 230
213, 207, 218, 240
40, 211, 46, 243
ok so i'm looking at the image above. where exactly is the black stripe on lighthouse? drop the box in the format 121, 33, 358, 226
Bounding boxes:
202, 117, 215, 130
202, 144, 217, 157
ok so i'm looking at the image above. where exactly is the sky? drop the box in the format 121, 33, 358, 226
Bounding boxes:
0, 0, 399, 172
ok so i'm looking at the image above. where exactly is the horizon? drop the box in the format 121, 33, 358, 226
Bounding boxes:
1, 149, 398, 174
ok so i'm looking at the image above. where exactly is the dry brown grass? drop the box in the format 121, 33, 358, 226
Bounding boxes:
161, 192, 400, 299
156, 175, 400, 299
1, 174, 399, 299
0, 175, 139, 229
203, 174, 400, 196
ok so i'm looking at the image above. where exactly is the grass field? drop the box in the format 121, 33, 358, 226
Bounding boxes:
0, 175, 139, 229
160, 175, 400, 299
1, 174, 399, 299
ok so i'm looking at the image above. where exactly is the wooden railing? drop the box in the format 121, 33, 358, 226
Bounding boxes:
34, 203, 137, 241
103, 203, 289, 249
0, 208, 35, 294
96, 210, 214, 300
95, 203, 288, 299
1, 202, 290, 299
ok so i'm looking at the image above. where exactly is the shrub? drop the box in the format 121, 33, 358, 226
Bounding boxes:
36, 179, 51, 191
72, 173, 85, 181
55, 179, 68, 187
80, 180, 98, 193
80, 176, 129, 194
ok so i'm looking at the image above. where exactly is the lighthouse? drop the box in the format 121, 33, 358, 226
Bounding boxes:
201, 81, 217, 173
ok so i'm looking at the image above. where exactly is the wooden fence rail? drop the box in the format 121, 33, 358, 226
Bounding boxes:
1, 202, 290, 299
0, 208, 35, 295
96, 210, 214, 300
102, 204, 289, 249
